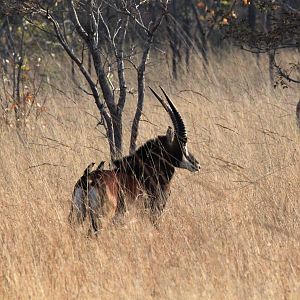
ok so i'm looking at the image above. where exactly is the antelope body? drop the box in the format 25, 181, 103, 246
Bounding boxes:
69, 87, 200, 232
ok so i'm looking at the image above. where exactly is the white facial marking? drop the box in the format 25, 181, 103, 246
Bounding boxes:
179, 154, 197, 172
183, 144, 189, 156
180, 144, 199, 172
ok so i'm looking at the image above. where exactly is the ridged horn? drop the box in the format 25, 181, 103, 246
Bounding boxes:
159, 87, 187, 143
149, 86, 180, 139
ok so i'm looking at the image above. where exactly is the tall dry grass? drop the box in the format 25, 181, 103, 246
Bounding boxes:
0, 50, 299, 299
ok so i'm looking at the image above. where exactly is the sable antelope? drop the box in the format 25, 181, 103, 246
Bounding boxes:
70, 87, 200, 232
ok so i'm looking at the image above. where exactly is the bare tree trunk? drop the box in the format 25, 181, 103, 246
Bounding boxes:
268, 50, 275, 85
264, 10, 275, 85
6, 18, 25, 128
0, 18, 10, 74
167, 21, 177, 79
183, 0, 191, 71
189, 0, 208, 69
38, 0, 164, 160
130, 36, 154, 153
248, 0, 256, 31
129, 10, 166, 153
296, 100, 300, 129
114, 15, 129, 158
88, 49, 92, 74
166, 0, 181, 79
44, 5, 117, 160
15, 49, 24, 128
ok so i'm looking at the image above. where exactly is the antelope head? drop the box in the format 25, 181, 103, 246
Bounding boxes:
149, 87, 200, 173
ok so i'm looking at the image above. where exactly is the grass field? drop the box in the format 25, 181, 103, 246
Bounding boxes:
0, 50, 299, 299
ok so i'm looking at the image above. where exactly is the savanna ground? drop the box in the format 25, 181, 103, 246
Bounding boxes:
0, 50, 299, 299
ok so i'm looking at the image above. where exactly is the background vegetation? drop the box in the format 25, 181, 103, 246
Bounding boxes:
0, 1, 299, 299
0, 0, 299, 157
1, 50, 299, 299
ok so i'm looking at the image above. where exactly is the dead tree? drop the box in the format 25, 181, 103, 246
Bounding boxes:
166, 0, 182, 79
189, 0, 208, 68
0, 16, 27, 128
26, 0, 167, 160
264, 10, 276, 85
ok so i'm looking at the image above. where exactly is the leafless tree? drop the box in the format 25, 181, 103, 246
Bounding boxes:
11, 0, 167, 160
0, 15, 30, 128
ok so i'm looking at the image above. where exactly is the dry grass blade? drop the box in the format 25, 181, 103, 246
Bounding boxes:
1, 51, 300, 300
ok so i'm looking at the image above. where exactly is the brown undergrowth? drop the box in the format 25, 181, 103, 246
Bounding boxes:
0, 50, 299, 299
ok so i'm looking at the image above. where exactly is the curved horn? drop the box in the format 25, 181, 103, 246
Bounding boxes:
159, 87, 187, 143
149, 86, 180, 137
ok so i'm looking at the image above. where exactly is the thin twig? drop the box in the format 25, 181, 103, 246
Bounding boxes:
27, 163, 67, 170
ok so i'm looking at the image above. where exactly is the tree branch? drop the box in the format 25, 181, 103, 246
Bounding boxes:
41, 8, 116, 159
67, 0, 89, 41
116, 16, 129, 112
274, 60, 300, 84
129, 8, 166, 153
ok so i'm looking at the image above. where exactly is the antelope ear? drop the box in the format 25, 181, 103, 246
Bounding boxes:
166, 126, 174, 144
